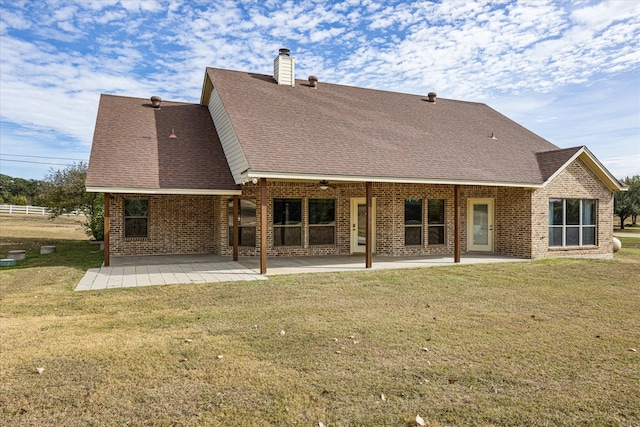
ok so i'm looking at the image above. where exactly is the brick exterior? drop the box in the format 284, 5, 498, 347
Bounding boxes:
109, 194, 217, 256
107, 162, 613, 260
531, 158, 614, 259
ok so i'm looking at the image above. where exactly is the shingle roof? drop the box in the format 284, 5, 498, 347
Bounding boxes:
536, 147, 584, 182
206, 68, 562, 185
86, 94, 238, 192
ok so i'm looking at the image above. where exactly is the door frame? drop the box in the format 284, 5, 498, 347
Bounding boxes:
350, 197, 376, 253
467, 198, 494, 252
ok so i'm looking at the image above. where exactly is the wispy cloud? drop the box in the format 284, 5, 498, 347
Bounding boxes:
0, 0, 638, 179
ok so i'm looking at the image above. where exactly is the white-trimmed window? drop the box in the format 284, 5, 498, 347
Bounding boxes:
549, 199, 597, 247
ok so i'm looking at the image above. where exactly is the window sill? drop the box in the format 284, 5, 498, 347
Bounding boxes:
548, 246, 598, 251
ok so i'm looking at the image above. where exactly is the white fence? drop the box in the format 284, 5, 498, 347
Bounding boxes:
0, 204, 82, 216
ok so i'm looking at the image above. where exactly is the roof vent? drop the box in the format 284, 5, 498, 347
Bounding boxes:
150, 96, 162, 108
427, 92, 437, 103
308, 75, 318, 89
274, 48, 295, 87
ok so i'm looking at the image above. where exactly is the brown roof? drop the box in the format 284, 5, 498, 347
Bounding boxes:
536, 147, 583, 181
206, 68, 563, 185
86, 94, 238, 192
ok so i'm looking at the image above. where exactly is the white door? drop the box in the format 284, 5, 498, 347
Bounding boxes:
350, 198, 375, 253
467, 198, 494, 252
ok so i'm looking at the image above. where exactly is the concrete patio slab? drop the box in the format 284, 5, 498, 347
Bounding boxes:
238, 254, 528, 275
75, 253, 527, 291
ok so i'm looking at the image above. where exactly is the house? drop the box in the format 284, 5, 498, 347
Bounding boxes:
86, 49, 625, 273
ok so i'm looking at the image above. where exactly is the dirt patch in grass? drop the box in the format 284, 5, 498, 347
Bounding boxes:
1, 216, 639, 425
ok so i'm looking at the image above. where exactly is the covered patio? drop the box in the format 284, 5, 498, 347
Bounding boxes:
75, 253, 527, 291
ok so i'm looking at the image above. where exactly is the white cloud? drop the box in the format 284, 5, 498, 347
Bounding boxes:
0, 0, 638, 179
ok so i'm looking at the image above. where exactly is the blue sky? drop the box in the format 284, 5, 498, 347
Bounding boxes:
1, 0, 638, 180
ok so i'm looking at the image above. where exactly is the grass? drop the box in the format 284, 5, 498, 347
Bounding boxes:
1, 215, 639, 426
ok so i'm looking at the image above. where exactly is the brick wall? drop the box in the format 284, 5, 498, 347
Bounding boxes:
531, 158, 614, 259
109, 194, 217, 256
215, 181, 529, 257
107, 167, 612, 260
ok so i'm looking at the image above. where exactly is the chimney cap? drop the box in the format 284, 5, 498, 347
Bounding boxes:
278, 48, 291, 56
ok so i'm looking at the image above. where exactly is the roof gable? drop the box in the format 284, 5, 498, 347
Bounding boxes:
87, 94, 239, 194
539, 146, 625, 191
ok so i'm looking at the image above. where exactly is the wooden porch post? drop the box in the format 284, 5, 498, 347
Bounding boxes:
365, 182, 373, 269
232, 195, 239, 262
454, 185, 461, 263
260, 178, 268, 274
103, 192, 110, 267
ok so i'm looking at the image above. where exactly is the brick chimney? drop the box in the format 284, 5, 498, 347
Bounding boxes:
273, 48, 295, 87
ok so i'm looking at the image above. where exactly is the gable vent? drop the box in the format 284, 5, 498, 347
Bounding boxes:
274, 48, 295, 87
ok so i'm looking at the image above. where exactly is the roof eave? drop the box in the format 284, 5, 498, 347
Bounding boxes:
86, 186, 241, 195
243, 171, 543, 189
541, 147, 625, 192
199, 70, 213, 105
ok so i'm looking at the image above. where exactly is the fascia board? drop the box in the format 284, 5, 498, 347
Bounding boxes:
244, 171, 543, 189
86, 186, 242, 195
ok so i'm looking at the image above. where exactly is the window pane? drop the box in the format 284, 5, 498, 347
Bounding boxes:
274, 226, 301, 246
549, 199, 563, 225
566, 226, 580, 245
228, 199, 257, 225
228, 226, 256, 247
405, 199, 422, 225
405, 226, 422, 246
582, 200, 596, 225
428, 199, 445, 224
582, 227, 596, 245
473, 204, 489, 245
549, 227, 562, 246
273, 199, 302, 225
125, 218, 147, 238
125, 199, 148, 217
309, 199, 335, 225
428, 225, 445, 245
566, 199, 580, 225
309, 226, 335, 245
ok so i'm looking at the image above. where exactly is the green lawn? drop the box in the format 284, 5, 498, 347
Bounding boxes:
1, 216, 639, 426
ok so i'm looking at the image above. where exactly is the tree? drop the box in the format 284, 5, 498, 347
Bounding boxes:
0, 174, 42, 204
614, 175, 640, 230
40, 162, 104, 240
